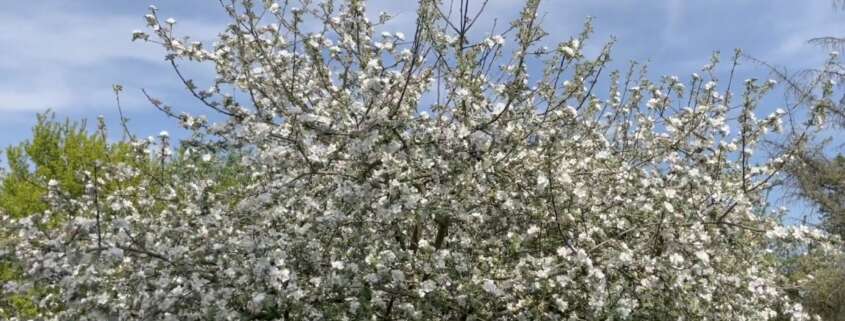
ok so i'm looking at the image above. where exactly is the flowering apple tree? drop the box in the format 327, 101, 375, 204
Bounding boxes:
6, 0, 842, 320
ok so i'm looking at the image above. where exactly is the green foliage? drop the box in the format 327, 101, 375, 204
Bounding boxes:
0, 112, 134, 319
783, 253, 845, 321
791, 153, 845, 238
0, 112, 134, 219
782, 150, 845, 320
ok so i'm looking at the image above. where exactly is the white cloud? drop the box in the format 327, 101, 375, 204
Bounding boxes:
660, 0, 685, 49
0, 7, 220, 112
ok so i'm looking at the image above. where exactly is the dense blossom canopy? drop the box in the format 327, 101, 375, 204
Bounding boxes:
5, 0, 841, 320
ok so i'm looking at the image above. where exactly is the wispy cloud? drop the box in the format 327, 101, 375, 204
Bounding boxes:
0, 3, 220, 113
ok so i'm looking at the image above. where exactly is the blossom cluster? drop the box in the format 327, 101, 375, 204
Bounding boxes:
6, 1, 841, 320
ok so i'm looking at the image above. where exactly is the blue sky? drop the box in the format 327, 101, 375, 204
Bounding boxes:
0, 1, 842, 218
